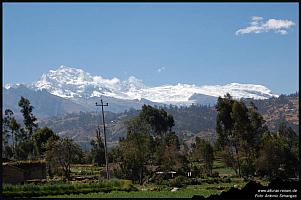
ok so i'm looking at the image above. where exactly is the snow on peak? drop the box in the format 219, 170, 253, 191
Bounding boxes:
31, 65, 278, 104
122, 76, 146, 91
34, 65, 140, 99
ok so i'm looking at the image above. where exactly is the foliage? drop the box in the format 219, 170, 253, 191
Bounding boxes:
191, 137, 214, 176
139, 104, 175, 136
14, 140, 38, 160
169, 175, 190, 187
278, 122, 298, 154
164, 104, 216, 134
18, 96, 38, 140
215, 94, 267, 177
90, 127, 105, 166
2, 109, 21, 159
255, 132, 299, 179
117, 116, 153, 184
4, 97, 40, 160
45, 137, 83, 180
159, 132, 187, 172
32, 127, 59, 157
114, 105, 184, 184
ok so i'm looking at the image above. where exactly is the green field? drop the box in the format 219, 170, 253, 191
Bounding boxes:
42, 178, 270, 198
42, 187, 220, 198
70, 164, 102, 176
3, 159, 270, 198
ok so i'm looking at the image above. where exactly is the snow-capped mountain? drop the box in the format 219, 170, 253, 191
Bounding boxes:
3, 65, 280, 116
27, 65, 278, 104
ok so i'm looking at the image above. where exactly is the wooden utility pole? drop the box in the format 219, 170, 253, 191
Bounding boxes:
96, 99, 109, 180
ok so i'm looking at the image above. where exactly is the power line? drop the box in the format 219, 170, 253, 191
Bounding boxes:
95, 99, 109, 180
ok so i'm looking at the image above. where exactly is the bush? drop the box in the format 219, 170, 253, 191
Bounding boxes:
190, 178, 202, 185
119, 180, 137, 191
169, 176, 189, 187
241, 163, 255, 177
221, 177, 232, 183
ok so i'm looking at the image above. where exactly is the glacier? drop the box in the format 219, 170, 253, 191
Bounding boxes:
7, 65, 278, 105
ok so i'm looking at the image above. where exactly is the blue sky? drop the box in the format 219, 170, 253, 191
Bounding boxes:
3, 3, 299, 94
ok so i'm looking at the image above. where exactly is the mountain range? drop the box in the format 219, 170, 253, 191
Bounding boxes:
4, 65, 279, 117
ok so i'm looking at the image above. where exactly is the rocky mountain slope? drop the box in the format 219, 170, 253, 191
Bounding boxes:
38, 93, 298, 150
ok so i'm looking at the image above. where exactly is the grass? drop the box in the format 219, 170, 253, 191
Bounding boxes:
41, 182, 245, 198
41, 189, 218, 198
4, 161, 271, 198
41, 175, 252, 198
3, 179, 136, 198
212, 160, 237, 177
70, 164, 102, 176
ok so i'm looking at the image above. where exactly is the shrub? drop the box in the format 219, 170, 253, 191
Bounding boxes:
190, 178, 202, 185
169, 176, 189, 187
221, 177, 231, 183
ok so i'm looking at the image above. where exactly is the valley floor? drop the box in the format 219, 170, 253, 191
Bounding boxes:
3, 160, 270, 198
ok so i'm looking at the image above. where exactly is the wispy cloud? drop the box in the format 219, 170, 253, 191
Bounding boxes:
157, 66, 166, 73
235, 16, 295, 36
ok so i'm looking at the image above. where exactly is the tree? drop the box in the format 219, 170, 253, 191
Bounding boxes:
191, 137, 214, 176
32, 127, 59, 157
18, 96, 38, 140
216, 94, 241, 175
241, 102, 267, 176
216, 94, 266, 177
2, 109, 20, 159
15, 97, 39, 160
90, 127, 105, 166
138, 105, 178, 167
278, 122, 298, 152
118, 116, 153, 184
15, 140, 38, 160
139, 105, 175, 136
160, 132, 187, 172
46, 137, 83, 180
256, 132, 298, 179
115, 105, 181, 184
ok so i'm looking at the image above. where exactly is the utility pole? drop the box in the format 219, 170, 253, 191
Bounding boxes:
96, 99, 109, 180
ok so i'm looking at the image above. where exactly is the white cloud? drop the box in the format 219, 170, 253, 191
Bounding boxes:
157, 66, 166, 73
252, 16, 263, 21
235, 16, 295, 35
276, 30, 288, 35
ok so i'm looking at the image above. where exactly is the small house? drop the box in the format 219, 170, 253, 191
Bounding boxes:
3, 163, 25, 184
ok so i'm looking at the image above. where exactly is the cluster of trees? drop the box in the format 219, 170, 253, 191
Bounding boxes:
2, 96, 84, 180
108, 105, 218, 184
216, 94, 299, 179
164, 104, 216, 133
110, 105, 188, 184
109, 94, 298, 183
3, 97, 39, 160
190, 137, 214, 176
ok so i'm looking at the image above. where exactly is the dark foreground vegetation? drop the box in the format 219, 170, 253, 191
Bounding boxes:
2, 94, 299, 198
192, 178, 299, 199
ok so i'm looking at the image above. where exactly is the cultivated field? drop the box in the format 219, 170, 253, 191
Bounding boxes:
3, 159, 269, 198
